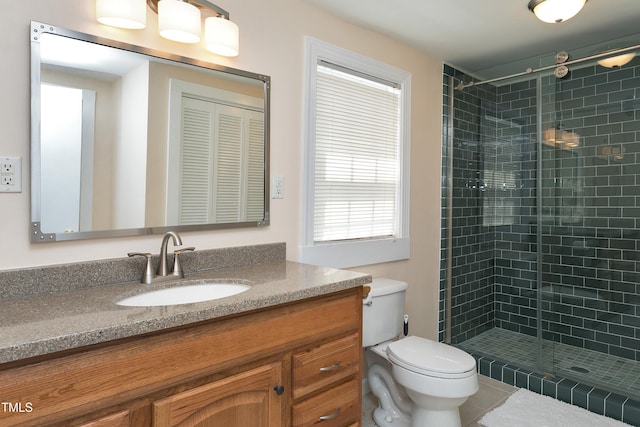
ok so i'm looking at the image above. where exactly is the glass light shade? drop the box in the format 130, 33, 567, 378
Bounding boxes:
529, 0, 587, 23
597, 52, 636, 68
158, 0, 202, 44
205, 17, 239, 57
543, 127, 580, 150
96, 0, 146, 29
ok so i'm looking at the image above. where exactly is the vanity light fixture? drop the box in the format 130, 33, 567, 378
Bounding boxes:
527, 0, 588, 23
96, 0, 239, 56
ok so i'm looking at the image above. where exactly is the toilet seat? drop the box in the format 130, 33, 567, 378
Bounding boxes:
387, 336, 476, 379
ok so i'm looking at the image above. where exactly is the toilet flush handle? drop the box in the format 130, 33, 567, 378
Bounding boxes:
403, 314, 409, 336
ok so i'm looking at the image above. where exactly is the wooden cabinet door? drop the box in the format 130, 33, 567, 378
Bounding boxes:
77, 410, 130, 427
153, 361, 284, 427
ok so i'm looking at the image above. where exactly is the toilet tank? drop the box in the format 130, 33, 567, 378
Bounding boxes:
362, 278, 408, 347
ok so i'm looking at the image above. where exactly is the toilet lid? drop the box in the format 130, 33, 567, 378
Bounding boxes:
386, 336, 476, 378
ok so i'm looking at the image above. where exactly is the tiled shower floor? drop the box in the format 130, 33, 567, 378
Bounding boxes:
459, 328, 640, 400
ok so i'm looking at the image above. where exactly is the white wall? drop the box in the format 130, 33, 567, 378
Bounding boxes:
0, 0, 443, 340
113, 61, 148, 229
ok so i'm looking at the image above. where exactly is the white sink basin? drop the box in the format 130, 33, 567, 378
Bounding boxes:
116, 281, 250, 307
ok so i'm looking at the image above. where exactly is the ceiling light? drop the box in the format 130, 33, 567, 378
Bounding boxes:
528, 0, 588, 23
96, 0, 147, 29
597, 52, 636, 68
96, 0, 240, 56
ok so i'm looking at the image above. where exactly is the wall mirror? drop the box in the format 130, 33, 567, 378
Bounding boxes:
30, 21, 270, 243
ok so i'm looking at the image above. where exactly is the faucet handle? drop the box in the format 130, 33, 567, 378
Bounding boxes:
128, 252, 155, 284
172, 247, 195, 278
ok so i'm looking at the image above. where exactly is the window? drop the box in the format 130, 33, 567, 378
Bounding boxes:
300, 38, 411, 268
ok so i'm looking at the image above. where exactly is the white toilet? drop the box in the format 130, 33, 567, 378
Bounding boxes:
363, 278, 478, 427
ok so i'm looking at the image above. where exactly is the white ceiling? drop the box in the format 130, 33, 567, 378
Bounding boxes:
303, 0, 640, 79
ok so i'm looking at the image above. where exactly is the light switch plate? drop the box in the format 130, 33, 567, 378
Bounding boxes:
272, 175, 284, 199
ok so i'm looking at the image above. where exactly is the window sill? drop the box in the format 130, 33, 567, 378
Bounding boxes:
298, 237, 410, 268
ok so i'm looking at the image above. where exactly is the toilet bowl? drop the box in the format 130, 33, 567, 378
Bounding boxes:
364, 279, 478, 427
387, 336, 478, 426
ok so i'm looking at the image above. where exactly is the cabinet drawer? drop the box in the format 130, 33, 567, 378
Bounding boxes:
293, 333, 360, 399
292, 379, 359, 427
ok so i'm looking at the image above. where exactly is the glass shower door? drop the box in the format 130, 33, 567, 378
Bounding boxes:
543, 48, 640, 399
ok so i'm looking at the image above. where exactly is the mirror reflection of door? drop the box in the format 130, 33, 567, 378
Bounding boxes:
40, 84, 95, 233
166, 79, 264, 225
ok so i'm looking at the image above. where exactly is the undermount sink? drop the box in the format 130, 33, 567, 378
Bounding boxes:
116, 280, 251, 307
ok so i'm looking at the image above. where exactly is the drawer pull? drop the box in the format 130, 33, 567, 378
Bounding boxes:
319, 361, 341, 372
319, 408, 341, 421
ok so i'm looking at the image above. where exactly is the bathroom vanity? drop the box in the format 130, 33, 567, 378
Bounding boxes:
0, 244, 370, 426
8, 17, 371, 426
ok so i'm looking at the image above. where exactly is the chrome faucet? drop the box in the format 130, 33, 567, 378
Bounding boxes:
157, 231, 182, 277
129, 231, 195, 284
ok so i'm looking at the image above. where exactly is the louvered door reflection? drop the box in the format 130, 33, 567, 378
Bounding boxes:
177, 97, 263, 224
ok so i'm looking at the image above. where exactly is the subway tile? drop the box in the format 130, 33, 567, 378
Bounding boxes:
542, 378, 558, 398
588, 389, 609, 415
441, 65, 640, 412
557, 378, 578, 403
478, 358, 492, 377
528, 372, 544, 393
501, 365, 517, 386
515, 370, 529, 388
622, 399, 640, 426
604, 393, 627, 421
572, 384, 593, 409
490, 361, 505, 381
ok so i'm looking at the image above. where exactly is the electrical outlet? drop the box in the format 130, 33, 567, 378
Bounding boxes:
2, 162, 14, 174
272, 175, 284, 199
1, 157, 21, 193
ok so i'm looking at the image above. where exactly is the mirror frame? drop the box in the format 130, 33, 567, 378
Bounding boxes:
30, 21, 270, 242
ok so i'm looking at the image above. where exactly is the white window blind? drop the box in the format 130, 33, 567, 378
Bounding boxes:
300, 37, 411, 268
314, 62, 401, 243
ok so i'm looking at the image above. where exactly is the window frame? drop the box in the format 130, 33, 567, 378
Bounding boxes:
299, 37, 411, 268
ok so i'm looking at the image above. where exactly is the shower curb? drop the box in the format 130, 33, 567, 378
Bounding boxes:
463, 348, 640, 426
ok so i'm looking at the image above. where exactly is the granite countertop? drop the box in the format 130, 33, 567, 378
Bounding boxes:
0, 260, 371, 364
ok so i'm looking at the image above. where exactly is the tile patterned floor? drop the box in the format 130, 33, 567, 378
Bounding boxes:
460, 375, 518, 427
459, 328, 640, 399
